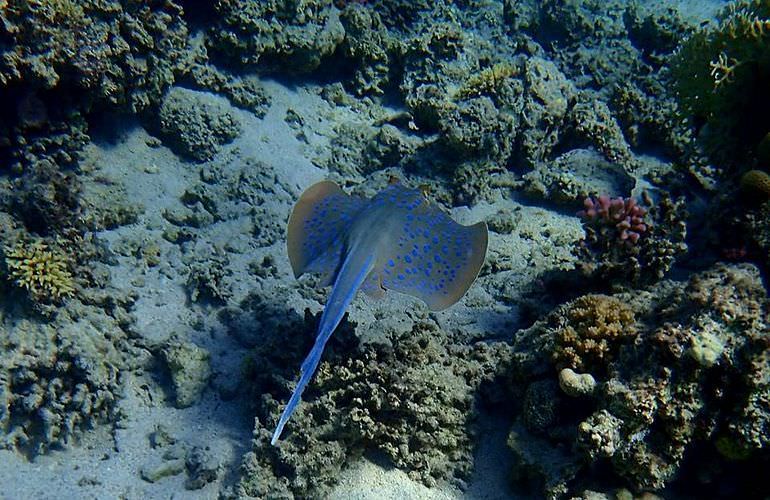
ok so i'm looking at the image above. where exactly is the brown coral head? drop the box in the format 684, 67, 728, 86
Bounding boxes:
552, 294, 637, 373
739, 169, 770, 199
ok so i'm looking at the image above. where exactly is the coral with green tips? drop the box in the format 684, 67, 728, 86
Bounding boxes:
3, 240, 75, 302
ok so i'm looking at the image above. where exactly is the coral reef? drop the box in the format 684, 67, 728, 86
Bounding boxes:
0, 289, 137, 455
0, 0, 762, 498
742, 200, 770, 269
453, 62, 519, 101
522, 149, 635, 205
517, 57, 575, 168
162, 341, 211, 409
740, 169, 770, 199
579, 195, 648, 245
551, 294, 637, 373
186, 250, 232, 304
558, 367, 596, 398
208, 0, 345, 73
0, 0, 189, 111
671, 0, 770, 165
569, 96, 633, 164
139, 425, 221, 489
504, 263, 770, 497
337, 4, 397, 95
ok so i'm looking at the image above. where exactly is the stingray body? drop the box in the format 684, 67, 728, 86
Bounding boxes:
271, 180, 488, 445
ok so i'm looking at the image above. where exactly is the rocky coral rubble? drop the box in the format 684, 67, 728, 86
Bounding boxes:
226, 296, 511, 498
155, 87, 242, 162
0, 277, 139, 455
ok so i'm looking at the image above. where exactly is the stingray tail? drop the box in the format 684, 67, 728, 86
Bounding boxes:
271, 246, 374, 445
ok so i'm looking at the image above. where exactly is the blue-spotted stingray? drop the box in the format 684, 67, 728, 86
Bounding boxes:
271, 180, 488, 445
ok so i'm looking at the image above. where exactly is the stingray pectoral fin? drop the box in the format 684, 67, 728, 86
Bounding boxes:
380, 213, 488, 311
286, 181, 365, 280
430, 220, 488, 310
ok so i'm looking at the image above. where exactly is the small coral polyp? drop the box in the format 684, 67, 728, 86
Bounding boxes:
4, 240, 74, 302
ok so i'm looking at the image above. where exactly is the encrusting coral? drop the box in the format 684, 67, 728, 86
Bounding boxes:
3, 239, 75, 302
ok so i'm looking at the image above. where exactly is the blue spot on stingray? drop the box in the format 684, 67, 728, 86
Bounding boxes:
441, 245, 448, 254
398, 274, 405, 280
432, 236, 439, 244
388, 259, 395, 267
405, 255, 412, 263
434, 254, 442, 263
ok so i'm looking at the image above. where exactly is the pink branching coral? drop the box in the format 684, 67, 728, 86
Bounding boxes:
576, 193, 686, 286
579, 195, 648, 244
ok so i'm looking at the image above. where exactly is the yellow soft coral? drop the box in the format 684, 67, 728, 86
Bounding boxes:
4, 240, 75, 302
